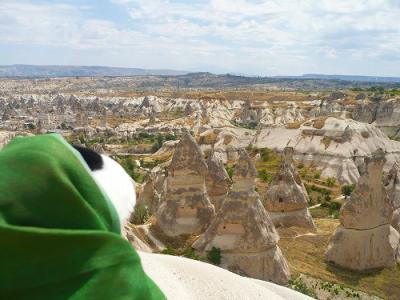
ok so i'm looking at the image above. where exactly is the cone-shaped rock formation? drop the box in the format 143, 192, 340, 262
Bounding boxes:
155, 131, 215, 236
193, 150, 290, 284
206, 150, 232, 211
265, 147, 315, 229
325, 149, 400, 270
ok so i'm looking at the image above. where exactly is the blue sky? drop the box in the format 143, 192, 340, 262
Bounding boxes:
0, 0, 399, 76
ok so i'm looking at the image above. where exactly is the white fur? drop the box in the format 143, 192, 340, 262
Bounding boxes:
91, 155, 136, 228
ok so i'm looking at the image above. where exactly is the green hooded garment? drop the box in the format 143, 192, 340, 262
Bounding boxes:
0, 134, 165, 300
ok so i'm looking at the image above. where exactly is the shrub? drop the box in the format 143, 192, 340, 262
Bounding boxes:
130, 205, 150, 224
138, 132, 151, 139
247, 121, 257, 129
116, 156, 144, 183
321, 201, 342, 218
259, 148, 273, 162
326, 177, 336, 187
341, 184, 356, 198
26, 123, 36, 130
258, 169, 273, 183
151, 137, 163, 153
183, 247, 201, 261
225, 165, 234, 179
288, 277, 317, 298
161, 246, 176, 255
207, 247, 221, 265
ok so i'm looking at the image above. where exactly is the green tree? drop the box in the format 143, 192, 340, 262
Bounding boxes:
151, 135, 164, 152
341, 184, 356, 199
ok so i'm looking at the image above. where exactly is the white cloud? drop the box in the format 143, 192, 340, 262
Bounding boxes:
0, 0, 399, 75
112, 0, 400, 56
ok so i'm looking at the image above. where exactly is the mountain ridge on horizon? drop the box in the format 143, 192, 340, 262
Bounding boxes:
0, 64, 400, 83
0, 64, 188, 77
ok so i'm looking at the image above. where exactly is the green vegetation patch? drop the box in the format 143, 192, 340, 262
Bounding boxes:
230, 120, 257, 129
341, 184, 356, 199
288, 276, 318, 298
114, 156, 144, 183
207, 247, 222, 265
130, 205, 150, 225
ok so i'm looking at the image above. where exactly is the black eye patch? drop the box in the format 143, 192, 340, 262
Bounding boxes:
73, 145, 104, 171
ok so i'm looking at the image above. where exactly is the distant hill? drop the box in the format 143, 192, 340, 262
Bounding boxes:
1, 66, 400, 90
0, 64, 187, 77
300, 74, 400, 83
165, 72, 400, 89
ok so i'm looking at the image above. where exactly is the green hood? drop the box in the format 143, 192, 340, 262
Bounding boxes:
0, 134, 165, 300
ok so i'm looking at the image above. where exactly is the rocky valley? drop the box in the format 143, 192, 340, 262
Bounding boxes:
2, 76, 400, 299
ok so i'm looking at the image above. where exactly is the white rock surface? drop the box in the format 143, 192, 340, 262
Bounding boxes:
138, 251, 314, 300
254, 117, 400, 184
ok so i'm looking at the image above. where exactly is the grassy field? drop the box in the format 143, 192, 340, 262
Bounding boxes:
279, 219, 400, 300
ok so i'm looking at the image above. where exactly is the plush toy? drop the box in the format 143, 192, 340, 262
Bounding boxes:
0, 134, 165, 299
72, 144, 136, 230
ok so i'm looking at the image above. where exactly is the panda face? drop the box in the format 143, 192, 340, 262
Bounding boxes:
73, 145, 136, 228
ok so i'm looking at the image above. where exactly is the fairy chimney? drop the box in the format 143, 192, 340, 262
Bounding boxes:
155, 131, 215, 236
206, 150, 231, 211
193, 150, 290, 284
265, 147, 315, 230
325, 149, 400, 270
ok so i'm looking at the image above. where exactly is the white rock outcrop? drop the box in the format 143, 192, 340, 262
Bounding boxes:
353, 98, 400, 138
139, 251, 313, 300
254, 117, 400, 184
